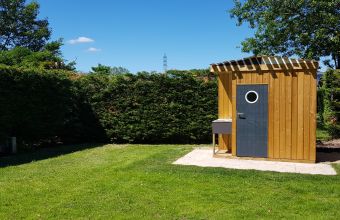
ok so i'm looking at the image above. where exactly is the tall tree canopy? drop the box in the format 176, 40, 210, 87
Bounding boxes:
230, 0, 340, 69
0, 40, 76, 70
0, 0, 51, 51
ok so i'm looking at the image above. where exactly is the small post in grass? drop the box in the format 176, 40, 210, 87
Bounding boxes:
11, 137, 17, 154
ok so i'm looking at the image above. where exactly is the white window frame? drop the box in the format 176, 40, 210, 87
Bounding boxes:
245, 90, 259, 104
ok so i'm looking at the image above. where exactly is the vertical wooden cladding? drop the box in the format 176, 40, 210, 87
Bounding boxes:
217, 72, 232, 151
285, 72, 292, 159
231, 73, 237, 156
235, 70, 317, 162
309, 71, 317, 161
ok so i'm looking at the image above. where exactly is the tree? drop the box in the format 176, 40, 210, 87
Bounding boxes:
321, 69, 340, 137
91, 64, 130, 74
111, 66, 130, 75
0, 0, 51, 51
230, 0, 340, 69
0, 39, 76, 70
167, 69, 215, 82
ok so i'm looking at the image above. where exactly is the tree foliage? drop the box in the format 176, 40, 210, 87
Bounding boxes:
0, 0, 51, 51
90, 64, 130, 75
320, 69, 340, 137
0, 1, 75, 70
0, 40, 75, 70
230, 0, 340, 68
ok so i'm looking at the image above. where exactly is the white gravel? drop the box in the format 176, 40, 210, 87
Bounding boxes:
173, 149, 337, 175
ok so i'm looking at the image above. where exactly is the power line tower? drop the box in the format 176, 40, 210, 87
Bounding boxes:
163, 53, 168, 74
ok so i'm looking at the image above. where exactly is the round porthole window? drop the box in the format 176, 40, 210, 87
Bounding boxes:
245, 91, 258, 104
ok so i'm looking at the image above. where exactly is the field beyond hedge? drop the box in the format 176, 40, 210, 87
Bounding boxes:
0, 144, 339, 219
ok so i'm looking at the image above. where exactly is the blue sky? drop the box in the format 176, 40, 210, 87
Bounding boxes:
38, 0, 254, 73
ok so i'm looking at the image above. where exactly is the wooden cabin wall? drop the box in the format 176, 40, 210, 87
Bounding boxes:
217, 73, 232, 150
227, 70, 317, 162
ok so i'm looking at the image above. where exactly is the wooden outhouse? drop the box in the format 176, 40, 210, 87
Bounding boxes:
210, 56, 318, 163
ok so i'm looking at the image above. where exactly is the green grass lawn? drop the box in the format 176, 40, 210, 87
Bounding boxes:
0, 144, 339, 219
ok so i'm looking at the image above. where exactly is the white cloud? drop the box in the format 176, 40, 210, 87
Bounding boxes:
68, 37, 94, 44
87, 47, 101, 52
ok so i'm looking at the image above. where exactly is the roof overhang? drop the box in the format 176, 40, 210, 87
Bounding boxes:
210, 56, 319, 73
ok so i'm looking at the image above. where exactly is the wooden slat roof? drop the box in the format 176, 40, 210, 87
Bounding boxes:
210, 56, 318, 73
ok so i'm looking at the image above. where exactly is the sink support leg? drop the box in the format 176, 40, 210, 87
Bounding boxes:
213, 133, 216, 155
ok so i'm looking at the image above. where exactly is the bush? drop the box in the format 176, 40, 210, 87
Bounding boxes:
321, 69, 340, 138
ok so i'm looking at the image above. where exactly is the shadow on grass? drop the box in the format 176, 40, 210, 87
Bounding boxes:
0, 143, 104, 168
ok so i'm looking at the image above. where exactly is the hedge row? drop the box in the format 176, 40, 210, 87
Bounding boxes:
81, 71, 217, 143
0, 66, 217, 149
0, 66, 104, 149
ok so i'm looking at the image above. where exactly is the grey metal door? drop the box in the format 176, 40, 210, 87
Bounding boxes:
236, 84, 268, 157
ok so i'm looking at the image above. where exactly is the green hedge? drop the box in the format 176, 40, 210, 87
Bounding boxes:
0, 66, 104, 149
0, 67, 217, 149
80, 71, 217, 144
